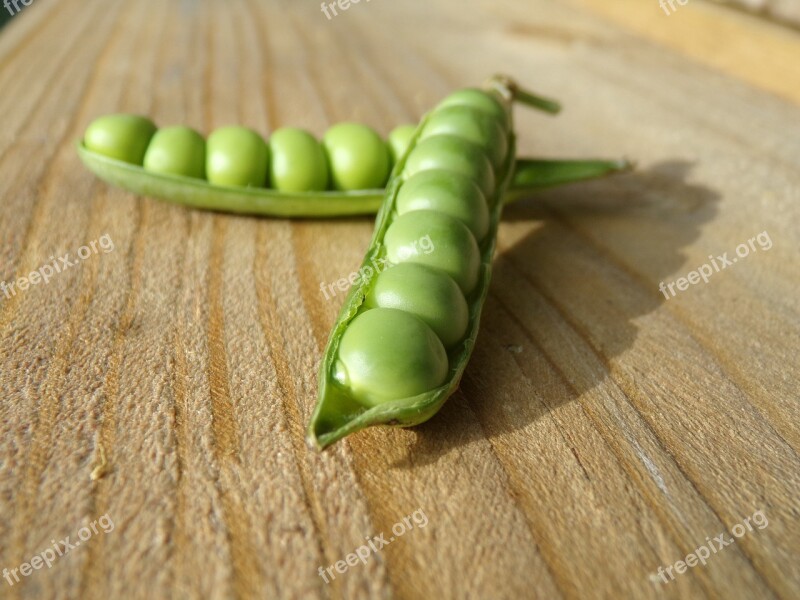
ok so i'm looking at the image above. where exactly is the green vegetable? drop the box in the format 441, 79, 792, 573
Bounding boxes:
366, 263, 469, 348
143, 126, 205, 179
83, 114, 156, 165
385, 210, 481, 295
395, 169, 488, 240
403, 134, 495, 197
420, 105, 507, 168
206, 126, 269, 187
387, 124, 417, 165
308, 76, 525, 450
436, 88, 510, 129
334, 308, 449, 408
77, 141, 630, 217
78, 83, 630, 217
268, 127, 328, 192
323, 123, 390, 191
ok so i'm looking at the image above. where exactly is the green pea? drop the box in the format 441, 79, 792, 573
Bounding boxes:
334, 308, 448, 407
422, 105, 507, 169
395, 169, 489, 241
142, 126, 205, 179
366, 263, 468, 348
384, 209, 480, 295
387, 124, 417, 165
206, 126, 269, 187
403, 134, 495, 197
268, 127, 328, 192
84, 114, 157, 165
437, 88, 509, 130
323, 123, 390, 190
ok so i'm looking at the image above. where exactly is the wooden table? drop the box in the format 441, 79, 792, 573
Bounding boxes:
0, 1, 797, 598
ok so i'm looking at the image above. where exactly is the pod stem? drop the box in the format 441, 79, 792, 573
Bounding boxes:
484, 74, 562, 114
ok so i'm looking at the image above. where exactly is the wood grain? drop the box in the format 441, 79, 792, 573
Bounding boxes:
0, 1, 797, 599
712, 0, 800, 27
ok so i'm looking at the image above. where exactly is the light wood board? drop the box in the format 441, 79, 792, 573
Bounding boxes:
0, 0, 797, 598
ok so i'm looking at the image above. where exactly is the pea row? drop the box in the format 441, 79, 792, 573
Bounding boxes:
79, 113, 629, 218
309, 83, 517, 448
82, 114, 420, 192
335, 89, 508, 406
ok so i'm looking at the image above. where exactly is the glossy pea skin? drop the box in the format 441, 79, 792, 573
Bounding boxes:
402, 134, 495, 197
206, 126, 269, 187
268, 127, 328, 192
366, 263, 468, 348
395, 169, 489, 241
84, 114, 157, 165
323, 123, 390, 191
143, 126, 206, 179
384, 210, 481, 295
387, 124, 417, 166
334, 308, 449, 407
421, 105, 507, 169
436, 88, 509, 130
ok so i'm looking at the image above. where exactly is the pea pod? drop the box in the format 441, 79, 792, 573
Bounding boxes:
76, 142, 629, 217
308, 76, 539, 450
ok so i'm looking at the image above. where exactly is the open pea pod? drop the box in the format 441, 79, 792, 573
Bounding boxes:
308, 77, 528, 449
76, 142, 384, 217
76, 144, 629, 218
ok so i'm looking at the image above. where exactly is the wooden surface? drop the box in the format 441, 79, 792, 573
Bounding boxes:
717, 0, 800, 26
0, 1, 798, 599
